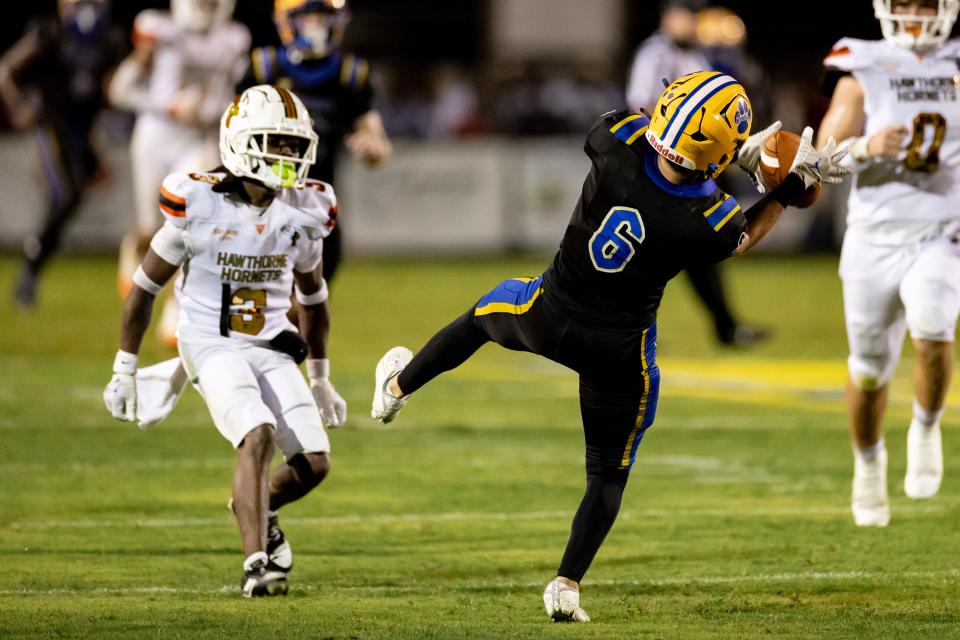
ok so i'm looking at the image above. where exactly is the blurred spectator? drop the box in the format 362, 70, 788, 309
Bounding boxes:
109, 0, 250, 344
1, 0, 126, 308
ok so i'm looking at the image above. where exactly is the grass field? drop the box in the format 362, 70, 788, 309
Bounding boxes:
1, 254, 958, 639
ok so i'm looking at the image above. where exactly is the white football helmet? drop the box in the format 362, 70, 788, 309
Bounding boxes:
874, 0, 960, 50
220, 85, 319, 190
172, 0, 236, 31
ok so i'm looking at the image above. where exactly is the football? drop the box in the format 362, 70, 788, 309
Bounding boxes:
759, 130, 821, 208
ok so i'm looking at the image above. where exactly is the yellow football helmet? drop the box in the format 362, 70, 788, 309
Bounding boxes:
645, 71, 752, 180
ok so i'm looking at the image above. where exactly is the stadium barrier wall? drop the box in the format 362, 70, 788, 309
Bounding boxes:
0, 134, 847, 255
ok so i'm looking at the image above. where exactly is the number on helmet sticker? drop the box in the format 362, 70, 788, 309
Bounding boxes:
905, 112, 947, 173
589, 207, 646, 273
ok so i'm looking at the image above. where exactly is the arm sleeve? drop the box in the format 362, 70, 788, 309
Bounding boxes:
149, 221, 188, 266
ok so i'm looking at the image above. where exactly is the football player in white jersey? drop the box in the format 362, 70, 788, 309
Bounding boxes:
109, 0, 251, 344
817, 0, 960, 527
103, 85, 347, 597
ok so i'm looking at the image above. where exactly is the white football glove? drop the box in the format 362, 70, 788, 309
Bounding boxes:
307, 359, 347, 428
736, 120, 782, 193
103, 350, 138, 422
789, 126, 852, 190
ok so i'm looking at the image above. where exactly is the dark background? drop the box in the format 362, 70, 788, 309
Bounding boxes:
2, 1, 886, 87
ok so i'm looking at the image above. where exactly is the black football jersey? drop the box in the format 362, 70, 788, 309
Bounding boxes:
542, 111, 748, 331
241, 48, 374, 184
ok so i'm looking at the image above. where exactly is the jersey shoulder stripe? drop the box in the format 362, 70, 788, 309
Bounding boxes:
159, 185, 186, 218
610, 113, 650, 145
703, 193, 741, 231
823, 38, 887, 71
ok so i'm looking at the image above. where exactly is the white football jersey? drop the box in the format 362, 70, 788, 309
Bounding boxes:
126, 10, 250, 125
826, 37, 960, 241
157, 172, 336, 343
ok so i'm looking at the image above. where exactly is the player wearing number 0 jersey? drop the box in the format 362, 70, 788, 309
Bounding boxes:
818, 0, 960, 528
369, 71, 847, 623
104, 85, 347, 598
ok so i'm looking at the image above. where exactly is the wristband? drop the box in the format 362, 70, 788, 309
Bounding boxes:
132, 265, 163, 296
306, 358, 329, 379
295, 279, 329, 306
113, 350, 139, 375
770, 174, 807, 208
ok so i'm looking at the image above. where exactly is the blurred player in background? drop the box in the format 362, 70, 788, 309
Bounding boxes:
818, 0, 960, 527
241, 0, 391, 285
109, 0, 250, 343
1, 0, 125, 307
103, 85, 346, 597
627, 0, 769, 347
371, 72, 847, 622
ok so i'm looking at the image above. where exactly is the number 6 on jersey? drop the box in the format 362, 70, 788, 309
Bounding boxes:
589, 206, 646, 273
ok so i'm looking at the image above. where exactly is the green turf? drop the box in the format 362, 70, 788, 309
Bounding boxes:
0, 254, 958, 639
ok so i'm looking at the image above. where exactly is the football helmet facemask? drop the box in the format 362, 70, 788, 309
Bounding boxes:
646, 70, 752, 180
220, 85, 319, 190
274, 0, 350, 61
172, 0, 236, 32
874, 0, 959, 50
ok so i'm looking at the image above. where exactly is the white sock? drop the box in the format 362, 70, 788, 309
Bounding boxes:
912, 400, 944, 429
243, 551, 268, 572
855, 438, 885, 463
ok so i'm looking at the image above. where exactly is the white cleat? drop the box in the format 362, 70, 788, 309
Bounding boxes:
904, 420, 943, 499
371, 346, 413, 423
543, 578, 590, 623
852, 446, 890, 527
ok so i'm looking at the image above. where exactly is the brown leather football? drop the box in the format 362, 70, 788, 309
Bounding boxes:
759, 131, 821, 208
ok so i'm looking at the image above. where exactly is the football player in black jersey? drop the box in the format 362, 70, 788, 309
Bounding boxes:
370, 71, 849, 622
1, 0, 125, 307
241, 0, 391, 284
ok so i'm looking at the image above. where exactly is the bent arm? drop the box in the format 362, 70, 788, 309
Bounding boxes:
119, 249, 180, 354
293, 267, 330, 359
734, 174, 809, 255
347, 110, 392, 165
817, 75, 865, 148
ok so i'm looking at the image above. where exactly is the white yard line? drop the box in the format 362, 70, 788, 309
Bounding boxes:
10, 500, 957, 531
2, 568, 958, 597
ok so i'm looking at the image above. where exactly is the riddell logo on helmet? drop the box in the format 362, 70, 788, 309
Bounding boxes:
645, 131, 692, 167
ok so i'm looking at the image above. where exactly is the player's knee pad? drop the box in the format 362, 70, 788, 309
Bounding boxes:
847, 352, 896, 391
905, 283, 958, 342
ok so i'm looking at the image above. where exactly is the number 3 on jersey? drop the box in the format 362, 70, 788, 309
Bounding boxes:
589, 206, 646, 273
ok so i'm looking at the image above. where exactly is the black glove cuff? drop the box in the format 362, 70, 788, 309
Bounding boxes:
770, 173, 807, 208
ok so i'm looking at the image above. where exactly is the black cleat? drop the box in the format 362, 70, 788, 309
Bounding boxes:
719, 324, 771, 348
13, 267, 38, 308
266, 512, 293, 573
241, 558, 288, 598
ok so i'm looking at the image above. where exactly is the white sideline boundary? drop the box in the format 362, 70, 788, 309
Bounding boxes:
2, 568, 958, 597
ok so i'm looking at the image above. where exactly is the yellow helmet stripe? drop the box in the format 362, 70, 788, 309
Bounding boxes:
662, 74, 737, 146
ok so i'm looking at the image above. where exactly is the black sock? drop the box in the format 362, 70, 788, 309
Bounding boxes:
396, 309, 489, 395
556, 467, 630, 583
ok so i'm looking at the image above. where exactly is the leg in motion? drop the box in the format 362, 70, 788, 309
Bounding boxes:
372, 308, 490, 422
904, 338, 953, 499
233, 424, 288, 597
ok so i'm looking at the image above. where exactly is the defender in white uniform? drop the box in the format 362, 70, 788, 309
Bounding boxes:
103, 85, 347, 597
109, 0, 250, 342
818, 0, 960, 527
